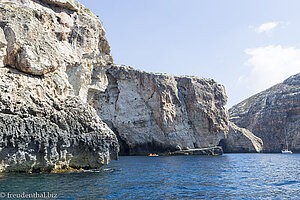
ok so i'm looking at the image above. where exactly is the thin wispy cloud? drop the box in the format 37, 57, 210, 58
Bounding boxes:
237, 45, 300, 94
255, 22, 279, 33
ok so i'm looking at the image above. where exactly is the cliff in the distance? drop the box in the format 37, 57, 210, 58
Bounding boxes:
88, 65, 229, 155
0, 0, 118, 172
229, 73, 300, 152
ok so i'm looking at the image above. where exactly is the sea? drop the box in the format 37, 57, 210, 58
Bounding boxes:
0, 154, 299, 199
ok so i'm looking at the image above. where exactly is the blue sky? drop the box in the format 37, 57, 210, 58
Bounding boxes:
78, 0, 300, 108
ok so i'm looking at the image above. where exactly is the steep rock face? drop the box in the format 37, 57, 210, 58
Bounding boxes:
219, 122, 263, 153
0, 67, 118, 172
88, 65, 229, 155
230, 73, 300, 152
0, 0, 119, 172
1, 0, 112, 102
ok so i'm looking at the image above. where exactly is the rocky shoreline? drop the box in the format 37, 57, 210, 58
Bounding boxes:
0, 0, 118, 173
0, 0, 298, 173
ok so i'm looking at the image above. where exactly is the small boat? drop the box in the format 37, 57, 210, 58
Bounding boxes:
281, 149, 293, 154
148, 154, 159, 157
282, 129, 293, 154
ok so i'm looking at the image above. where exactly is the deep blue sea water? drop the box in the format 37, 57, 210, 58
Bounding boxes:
0, 154, 299, 199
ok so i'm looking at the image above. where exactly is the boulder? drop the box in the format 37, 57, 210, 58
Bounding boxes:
1, 0, 112, 102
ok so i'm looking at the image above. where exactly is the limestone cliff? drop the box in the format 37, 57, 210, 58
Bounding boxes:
219, 122, 263, 153
1, 0, 112, 102
229, 73, 300, 152
0, 0, 118, 172
88, 65, 229, 155
0, 0, 242, 166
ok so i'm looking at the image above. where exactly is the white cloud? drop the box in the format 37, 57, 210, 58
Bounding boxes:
238, 45, 300, 94
255, 22, 279, 33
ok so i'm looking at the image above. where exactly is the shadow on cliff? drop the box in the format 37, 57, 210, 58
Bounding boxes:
3, 65, 45, 78
103, 120, 176, 155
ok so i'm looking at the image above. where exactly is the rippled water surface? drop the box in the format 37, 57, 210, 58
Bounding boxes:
0, 154, 299, 199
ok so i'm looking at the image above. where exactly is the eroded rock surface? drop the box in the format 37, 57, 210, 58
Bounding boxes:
219, 122, 263, 153
1, 0, 112, 102
230, 73, 300, 152
0, 67, 118, 172
0, 0, 238, 171
0, 0, 118, 172
88, 65, 229, 155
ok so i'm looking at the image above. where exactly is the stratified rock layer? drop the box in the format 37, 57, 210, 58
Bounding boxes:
88, 65, 229, 155
219, 122, 263, 153
230, 73, 300, 152
0, 0, 118, 172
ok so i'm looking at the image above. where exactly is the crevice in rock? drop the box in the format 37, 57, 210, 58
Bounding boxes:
109, 123, 129, 156
31, 0, 77, 13
104, 70, 120, 116
218, 139, 228, 153
176, 81, 198, 136
0, 110, 17, 116
0, 22, 7, 29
